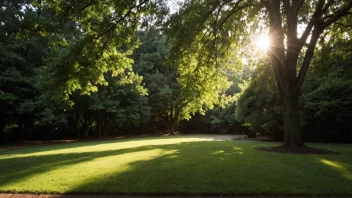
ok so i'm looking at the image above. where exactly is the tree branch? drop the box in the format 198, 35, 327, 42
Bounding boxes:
296, 1, 352, 90
293, 0, 305, 14
217, 0, 253, 29
322, 2, 352, 29
321, 0, 334, 14
100, 29, 111, 56
266, 1, 287, 95
335, 22, 352, 28
94, 0, 149, 40
296, 27, 322, 90
77, 1, 96, 14
283, 0, 300, 63
298, 0, 325, 48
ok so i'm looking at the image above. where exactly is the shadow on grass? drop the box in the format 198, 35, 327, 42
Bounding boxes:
0, 144, 177, 186
0, 135, 223, 156
0, 140, 351, 195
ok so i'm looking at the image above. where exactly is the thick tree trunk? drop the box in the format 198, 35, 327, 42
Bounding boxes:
264, 0, 352, 147
168, 121, 175, 135
283, 93, 304, 147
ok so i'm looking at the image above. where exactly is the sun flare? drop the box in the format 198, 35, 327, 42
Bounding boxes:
255, 35, 270, 51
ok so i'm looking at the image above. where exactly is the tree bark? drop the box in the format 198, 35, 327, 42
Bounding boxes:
168, 121, 175, 135
266, 1, 304, 147
261, 0, 352, 146
283, 93, 303, 147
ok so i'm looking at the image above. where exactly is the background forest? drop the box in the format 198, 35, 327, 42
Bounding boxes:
1, 0, 352, 144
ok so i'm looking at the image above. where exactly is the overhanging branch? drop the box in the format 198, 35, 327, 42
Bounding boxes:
296, 28, 322, 90
298, 0, 325, 49
94, 0, 149, 40
322, 2, 352, 29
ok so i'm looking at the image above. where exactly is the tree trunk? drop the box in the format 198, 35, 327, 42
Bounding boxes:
102, 117, 110, 136
263, 0, 352, 147
82, 112, 93, 137
83, 121, 89, 137
283, 93, 303, 147
168, 121, 175, 135
96, 112, 103, 137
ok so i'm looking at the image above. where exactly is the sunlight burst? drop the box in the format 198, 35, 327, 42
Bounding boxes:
255, 35, 270, 51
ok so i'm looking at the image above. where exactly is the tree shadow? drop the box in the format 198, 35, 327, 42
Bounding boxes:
0, 140, 351, 195
0, 144, 179, 188
0, 136, 214, 157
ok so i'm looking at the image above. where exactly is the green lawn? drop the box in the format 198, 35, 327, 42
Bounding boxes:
0, 135, 351, 195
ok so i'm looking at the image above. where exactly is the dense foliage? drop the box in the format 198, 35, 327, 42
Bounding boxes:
1, 0, 351, 144
235, 59, 283, 139
0, 1, 233, 143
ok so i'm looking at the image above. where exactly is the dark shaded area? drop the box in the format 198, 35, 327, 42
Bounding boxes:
256, 146, 341, 155
179, 112, 248, 135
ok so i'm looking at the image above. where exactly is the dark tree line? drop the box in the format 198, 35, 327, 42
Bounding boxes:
1, 0, 352, 145
0, 1, 233, 144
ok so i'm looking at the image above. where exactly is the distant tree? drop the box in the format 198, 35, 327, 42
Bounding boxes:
89, 72, 150, 137
0, 1, 155, 143
183, 71, 243, 134
235, 59, 282, 139
134, 28, 232, 134
0, 1, 51, 144
35, 0, 167, 102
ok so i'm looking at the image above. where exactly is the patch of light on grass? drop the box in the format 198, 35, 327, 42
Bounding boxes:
321, 159, 345, 171
234, 147, 243, 151
166, 154, 179, 159
320, 159, 352, 180
212, 150, 224, 155
0, 137, 214, 160
3, 149, 178, 191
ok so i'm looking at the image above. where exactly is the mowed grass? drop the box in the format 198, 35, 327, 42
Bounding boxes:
0, 135, 351, 195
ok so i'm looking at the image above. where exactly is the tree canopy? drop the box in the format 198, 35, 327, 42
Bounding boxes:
1, 0, 352, 145
166, 0, 352, 146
